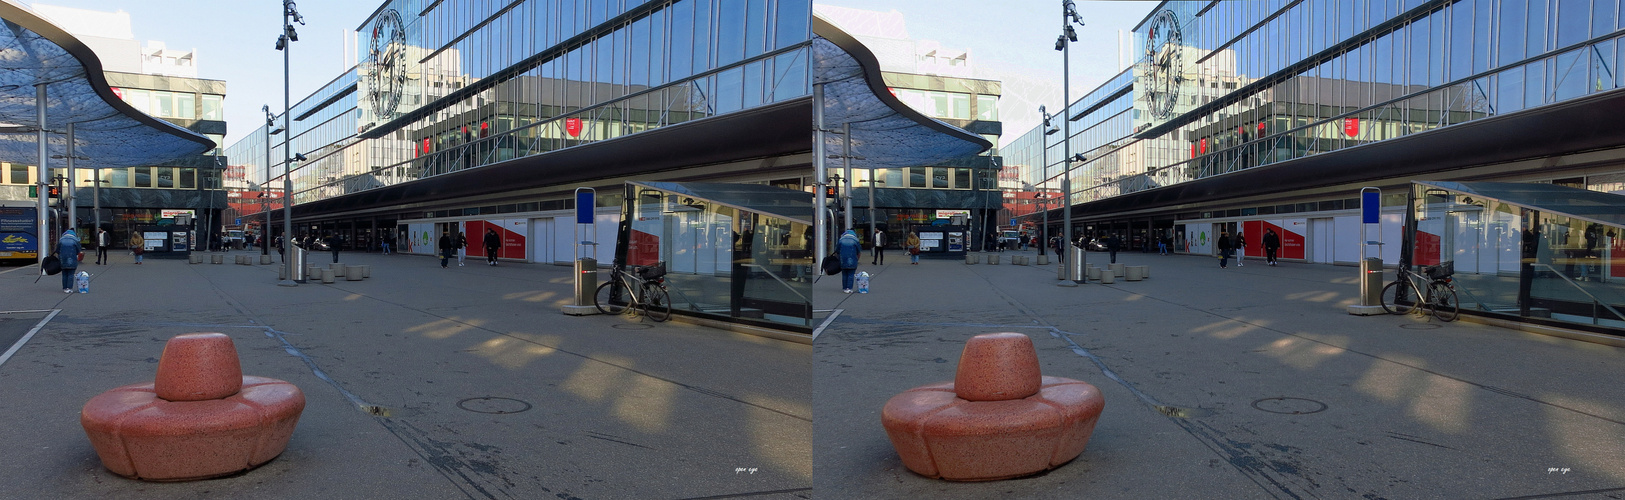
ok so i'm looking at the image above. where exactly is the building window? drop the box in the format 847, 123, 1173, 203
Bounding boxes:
201, 95, 224, 120
954, 168, 971, 189
107, 168, 129, 188
976, 95, 997, 121
7, 164, 25, 184
134, 167, 152, 188
179, 168, 196, 189
932, 167, 949, 188
909, 167, 928, 188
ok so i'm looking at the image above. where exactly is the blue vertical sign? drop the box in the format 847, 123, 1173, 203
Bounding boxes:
575, 189, 594, 224
1361, 190, 1380, 224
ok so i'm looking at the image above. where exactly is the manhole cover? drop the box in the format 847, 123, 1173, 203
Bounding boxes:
1399, 323, 1442, 329
612, 323, 653, 330
1252, 397, 1328, 415
457, 397, 532, 414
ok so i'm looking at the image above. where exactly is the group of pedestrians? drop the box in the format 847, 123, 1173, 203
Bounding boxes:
1214, 229, 1283, 269
438, 229, 502, 268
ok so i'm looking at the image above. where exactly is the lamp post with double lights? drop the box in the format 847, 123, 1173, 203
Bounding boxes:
1055, 0, 1085, 285
261, 105, 281, 256
275, 0, 304, 286
1037, 105, 1060, 256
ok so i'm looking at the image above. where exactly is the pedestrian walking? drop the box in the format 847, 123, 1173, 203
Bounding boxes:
438, 231, 454, 268
483, 228, 500, 265
95, 228, 109, 265
58, 230, 81, 293
1235, 231, 1247, 267
456, 231, 468, 266
1051, 236, 1064, 263
905, 232, 921, 265
838, 230, 861, 292
871, 228, 885, 265
1107, 233, 1121, 264
326, 233, 341, 263
275, 234, 285, 261
381, 230, 392, 254
1263, 229, 1281, 266
1217, 231, 1233, 269
1157, 234, 1168, 255
130, 233, 145, 264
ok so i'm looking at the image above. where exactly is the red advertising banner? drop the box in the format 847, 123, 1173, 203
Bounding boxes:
464, 220, 528, 260
1242, 220, 1263, 257
1612, 237, 1625, 278
1260, 220, 1306, 260
1413, 230, 1441, 266
565, 118, 583, 137
1343, 117, 1360, 137
628, 229, 660, 267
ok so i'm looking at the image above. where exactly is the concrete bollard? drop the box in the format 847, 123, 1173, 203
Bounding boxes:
357, 265, 371, 278
189, 255, 201, 264
1087, 267, 1101, 281
319, 269, 336, 284
345, 269, 363, 281
1099, 271, 1115, 284
966, 253, 977, 265
277, 266, 287, 280
1125, 266, 1144, 281
329, 264, 346, 278
1142, 265, 1150, 278
260, 255, 272, 265
1109, 263, 1125, 277
306, 266, 319, 279
988, 254, 999, 265
880, 332, 1105, 481
211, 254, 223, 264
1036, 255, 1049, 266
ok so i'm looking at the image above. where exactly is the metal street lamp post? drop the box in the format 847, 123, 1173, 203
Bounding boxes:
1037, 106, 1060, 256
1055, 0, 1085, 286
262, 105, 280, 256
276, 0, 304, 286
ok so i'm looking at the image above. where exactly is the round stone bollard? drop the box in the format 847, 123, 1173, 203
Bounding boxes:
1087, 266, 1101, 281
1036, 255, 1049, 266
277, 266, 287, 280
880, 332, 1106, 481
966, 253, 977, 265
188, 255, 201, 264
260, 255, 272, 265
319, 269, 336, 284
1109, 263, 1125, 277
357, 265, 371, 278
988, 254, 999, 265
305, 266, 319, 279
1099, 271, 1115, 284
1125, 266, 1144, 281
211, 254, 223, 265
1142, 265, 1151, 278
345, 269, 363, 281
329, 264, 346, 278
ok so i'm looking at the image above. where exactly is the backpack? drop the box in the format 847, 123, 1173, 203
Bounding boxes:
41, 254, 61, 275
821, 254, 841, 275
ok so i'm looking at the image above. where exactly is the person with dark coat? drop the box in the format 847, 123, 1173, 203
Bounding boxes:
483, 228, 501, 265
438, 231, 454, 268
326, 233, 341, 263
1263, 229, 1281, 266
837, 230, 861, 293
58, 230, 81, 293
1235, 232, 1247, 267
1106, 233, 1121, 264
455, 231, 468, 266
871, 228, 885, 265
1217, 231, 1233, 269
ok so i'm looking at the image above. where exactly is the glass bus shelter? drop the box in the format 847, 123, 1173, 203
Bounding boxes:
617, 182, 814, 334
1408, 181, 1625, 334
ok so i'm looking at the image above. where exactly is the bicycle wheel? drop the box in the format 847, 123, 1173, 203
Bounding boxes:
1430, 283, 1460, 322
642, 284, 671, 322
594, 280, 631, 316
1380, 281, 1416, 315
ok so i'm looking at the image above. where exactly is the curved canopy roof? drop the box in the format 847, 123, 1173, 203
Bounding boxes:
0, 1, 214, 169
814, 15, 989, 170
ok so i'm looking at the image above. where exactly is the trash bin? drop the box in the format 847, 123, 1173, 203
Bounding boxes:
574, 258, 596, 306
1066, 246, 1086, 282
289, 248, 307, 282
1361, 257, 1384, 306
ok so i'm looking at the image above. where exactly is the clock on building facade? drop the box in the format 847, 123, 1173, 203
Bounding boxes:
367, 8, 408, 121
1143, 9, 1183, 121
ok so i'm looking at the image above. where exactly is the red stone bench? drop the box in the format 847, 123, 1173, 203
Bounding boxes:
881, 332, 1105, 481
80, 333, 305, 481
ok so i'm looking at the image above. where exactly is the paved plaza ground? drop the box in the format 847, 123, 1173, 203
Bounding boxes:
0, 250, 810, 499
813, 248, 1625, 499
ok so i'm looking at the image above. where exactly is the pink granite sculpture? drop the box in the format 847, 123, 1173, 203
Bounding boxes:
881, 332, 1105, 481
81, 333, 305, 481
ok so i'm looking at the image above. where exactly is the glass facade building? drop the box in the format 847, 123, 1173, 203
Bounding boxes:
1004, 0, 1625, 333
226, 0, 812, 254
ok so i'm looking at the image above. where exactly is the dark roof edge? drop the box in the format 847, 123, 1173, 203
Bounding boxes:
812, 15, 991, 153
0, 1, 216, 155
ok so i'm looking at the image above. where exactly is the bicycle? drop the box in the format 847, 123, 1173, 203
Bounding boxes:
1380, 262, 1459, 321
594, 262, 671, 322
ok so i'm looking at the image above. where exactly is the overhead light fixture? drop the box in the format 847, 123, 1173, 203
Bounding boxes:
285, 26, 299, 42
275, 34, 287, 51
1044, 127, 1059, 136
1073, 153, 1087, 162
1065, 25, 1078, 42
1054, 35, 1066, 52
294, 153, 308, 161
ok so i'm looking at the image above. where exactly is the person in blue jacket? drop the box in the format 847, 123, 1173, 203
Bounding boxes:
58, 229, 81, 293
837, 230, 861, 293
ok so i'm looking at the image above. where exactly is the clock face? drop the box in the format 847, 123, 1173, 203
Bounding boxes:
1144, 10, 1183, 121
368, 9, 408, 120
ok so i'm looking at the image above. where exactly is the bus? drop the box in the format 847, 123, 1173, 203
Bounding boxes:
0, 202, 61, 263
